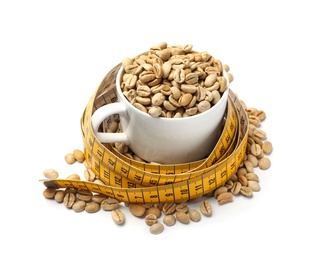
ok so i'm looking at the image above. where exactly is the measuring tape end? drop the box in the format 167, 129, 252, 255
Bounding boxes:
40, 179, 59, 189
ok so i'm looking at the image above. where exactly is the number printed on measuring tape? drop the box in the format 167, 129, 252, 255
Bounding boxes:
41, 64, 249, 204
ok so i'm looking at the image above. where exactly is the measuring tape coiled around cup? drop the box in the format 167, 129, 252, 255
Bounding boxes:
41, 64, 249, 204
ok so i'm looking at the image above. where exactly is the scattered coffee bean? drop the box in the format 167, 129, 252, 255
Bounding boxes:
101, 198, 119, 211
146, 207, 161, 218
162, 202, 176, 215
248, 181, 261, 192
189, 209, 201, 222
176, 211, 189, 224
84, 169, 96, 182
259, 157, 271, 170
92, 194, 108, 204
43, 188, 57, 199
85, 202, 100, 213
175, 202, 189, 213
145, 214, 157, 226
73, 149, 85, 163
217, 192, 233, 205
43, 169, 59, 179
63, 193, 75, 208
54, 190, 65, 203
150, 223, 164, 234
262, 141, 273, 154
129, 204, 146, 217
64, 153, 76, 164
72, 200, 86, 213
112, 209, 125, 225
199, 200, 212, 216
76, 189, 93, 202
66, 174, 80, 181
240, 186, 253, 197
163, 215, 176, 226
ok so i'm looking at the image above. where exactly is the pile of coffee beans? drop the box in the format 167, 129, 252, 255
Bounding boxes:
120, 42, 233, 118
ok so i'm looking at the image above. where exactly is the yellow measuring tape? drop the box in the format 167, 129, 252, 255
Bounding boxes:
41, 64, 249, 204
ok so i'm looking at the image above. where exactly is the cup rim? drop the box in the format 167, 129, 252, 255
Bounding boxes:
116, 66, 229, 121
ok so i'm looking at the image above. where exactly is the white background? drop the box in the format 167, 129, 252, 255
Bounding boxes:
1, 0, 327, 259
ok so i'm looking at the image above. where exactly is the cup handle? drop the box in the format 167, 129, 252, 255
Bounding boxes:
91, 102, 129, 144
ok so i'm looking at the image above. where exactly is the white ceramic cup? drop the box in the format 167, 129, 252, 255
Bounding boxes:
91, 67, 229, 164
